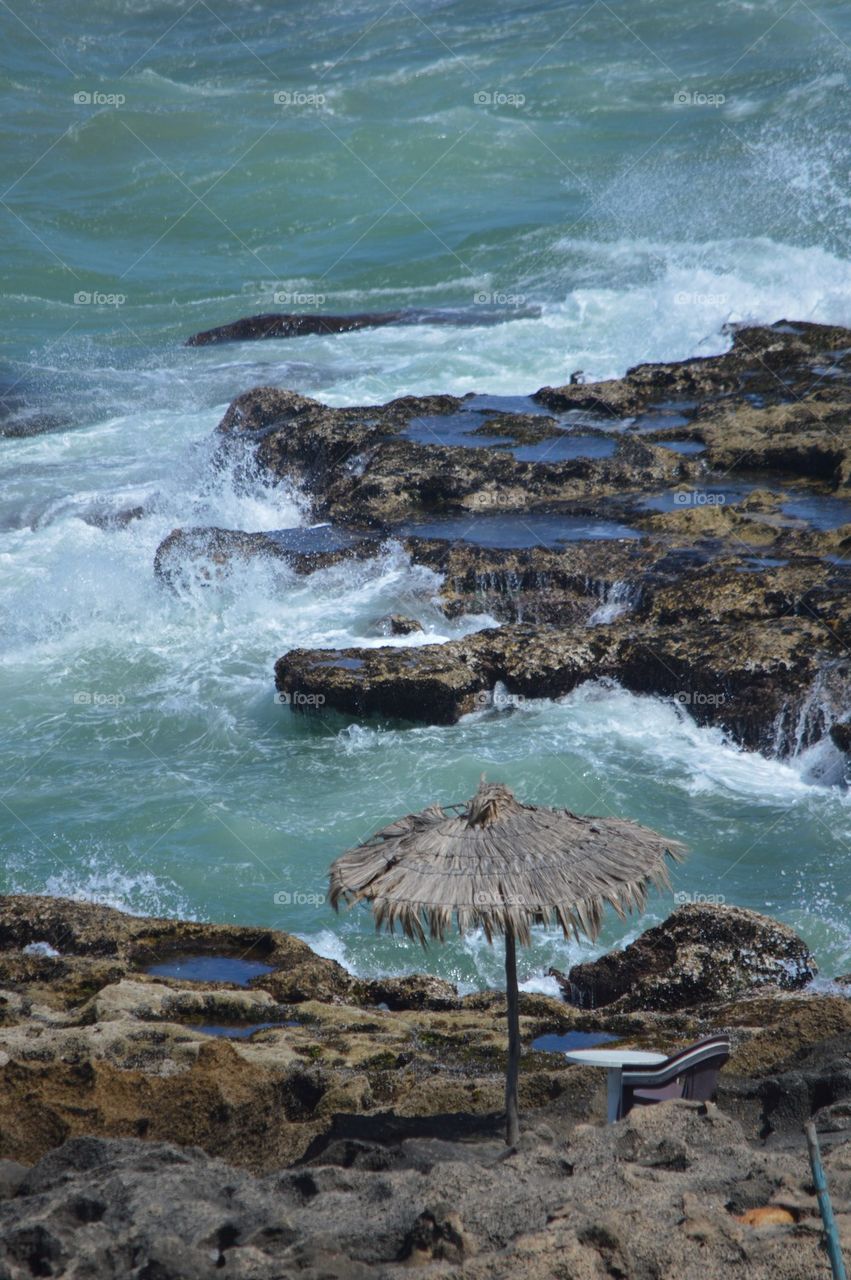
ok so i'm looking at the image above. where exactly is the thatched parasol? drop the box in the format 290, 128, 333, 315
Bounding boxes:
328, 778, 685, 1145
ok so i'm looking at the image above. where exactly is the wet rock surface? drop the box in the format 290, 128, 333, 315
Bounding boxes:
536, 319, 851, 428
148, 320, 851, 761
0, 894, 849, 1277
275, 610, 848, 755
154, 524, 379, 588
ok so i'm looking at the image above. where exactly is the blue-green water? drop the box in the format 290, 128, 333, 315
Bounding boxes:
2, 1, 850, 988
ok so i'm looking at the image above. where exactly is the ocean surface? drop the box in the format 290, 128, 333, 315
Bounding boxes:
2, 0, 850, 990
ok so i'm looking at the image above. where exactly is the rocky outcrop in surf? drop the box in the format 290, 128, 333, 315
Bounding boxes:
186, 310, 408, 346
185, 306, 537, 346
213, 383, 685, 526
556, 904, 818, 1011
163, 319, 851, 765
274, 609, 848, 754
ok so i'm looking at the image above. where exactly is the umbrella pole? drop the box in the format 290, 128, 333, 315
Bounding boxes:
504, 931, 520, 1146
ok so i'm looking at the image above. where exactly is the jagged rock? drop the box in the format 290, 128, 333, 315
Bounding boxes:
405, 535, 654, 625
2, 1102, 845, 1279
535, 320, 851, 418
697, 396, 851, 484
536, 322, 851, 488
274, 623, 607, 725
181, 318, 851, 762
561, 905, 817, 1011
534, 375, 647, 416
609, 617, 843, 755
216, 385, 324, 432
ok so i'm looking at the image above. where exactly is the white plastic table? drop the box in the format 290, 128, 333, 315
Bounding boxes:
563, 1048, 668, 1123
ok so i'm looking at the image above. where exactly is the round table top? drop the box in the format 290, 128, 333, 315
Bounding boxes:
562, 1048, 668, 1068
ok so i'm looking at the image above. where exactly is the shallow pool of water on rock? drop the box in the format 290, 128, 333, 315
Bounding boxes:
531, 1030, 618, 1053
780, 493, 851, 531
641, 481, 754, 514
655, 439, 706, 455
399, 513, 641, 548
265, 525, 376, 555
403, 411, 509, 450
145, 956, 275, 986
512, 435, 617, 463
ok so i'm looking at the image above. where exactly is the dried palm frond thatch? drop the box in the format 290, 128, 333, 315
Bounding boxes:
327, 778, 685, 1145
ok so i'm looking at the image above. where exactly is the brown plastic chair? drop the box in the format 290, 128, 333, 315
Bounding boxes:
619, 1035, 730, 1119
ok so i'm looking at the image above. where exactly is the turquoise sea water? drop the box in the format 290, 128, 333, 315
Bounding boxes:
2, 0, 850, 988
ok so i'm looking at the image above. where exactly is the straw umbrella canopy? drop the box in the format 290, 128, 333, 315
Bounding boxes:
328, 778, 685, 1145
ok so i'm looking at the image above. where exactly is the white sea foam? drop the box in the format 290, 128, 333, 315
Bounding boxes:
7, 865, 196, 921
5, 0, 851, 981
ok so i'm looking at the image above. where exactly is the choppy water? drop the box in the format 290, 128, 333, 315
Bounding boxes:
2, 0, 851, 986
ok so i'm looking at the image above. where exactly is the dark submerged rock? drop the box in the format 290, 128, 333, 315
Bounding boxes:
186, 306, 533, 347
186, 310, 408, 345
370, 613, 425, 637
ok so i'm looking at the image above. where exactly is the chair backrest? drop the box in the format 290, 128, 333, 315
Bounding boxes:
619, 1035, 730, 1119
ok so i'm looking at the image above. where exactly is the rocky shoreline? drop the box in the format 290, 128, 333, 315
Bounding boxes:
9, 324, 849, 1273
155, 319, 851, 768
0, 893, 849, 1277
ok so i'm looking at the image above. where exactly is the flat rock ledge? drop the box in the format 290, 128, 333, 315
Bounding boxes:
274, 615, 847, 756
0, 893, 849, 1279
214, 321, 851, 528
